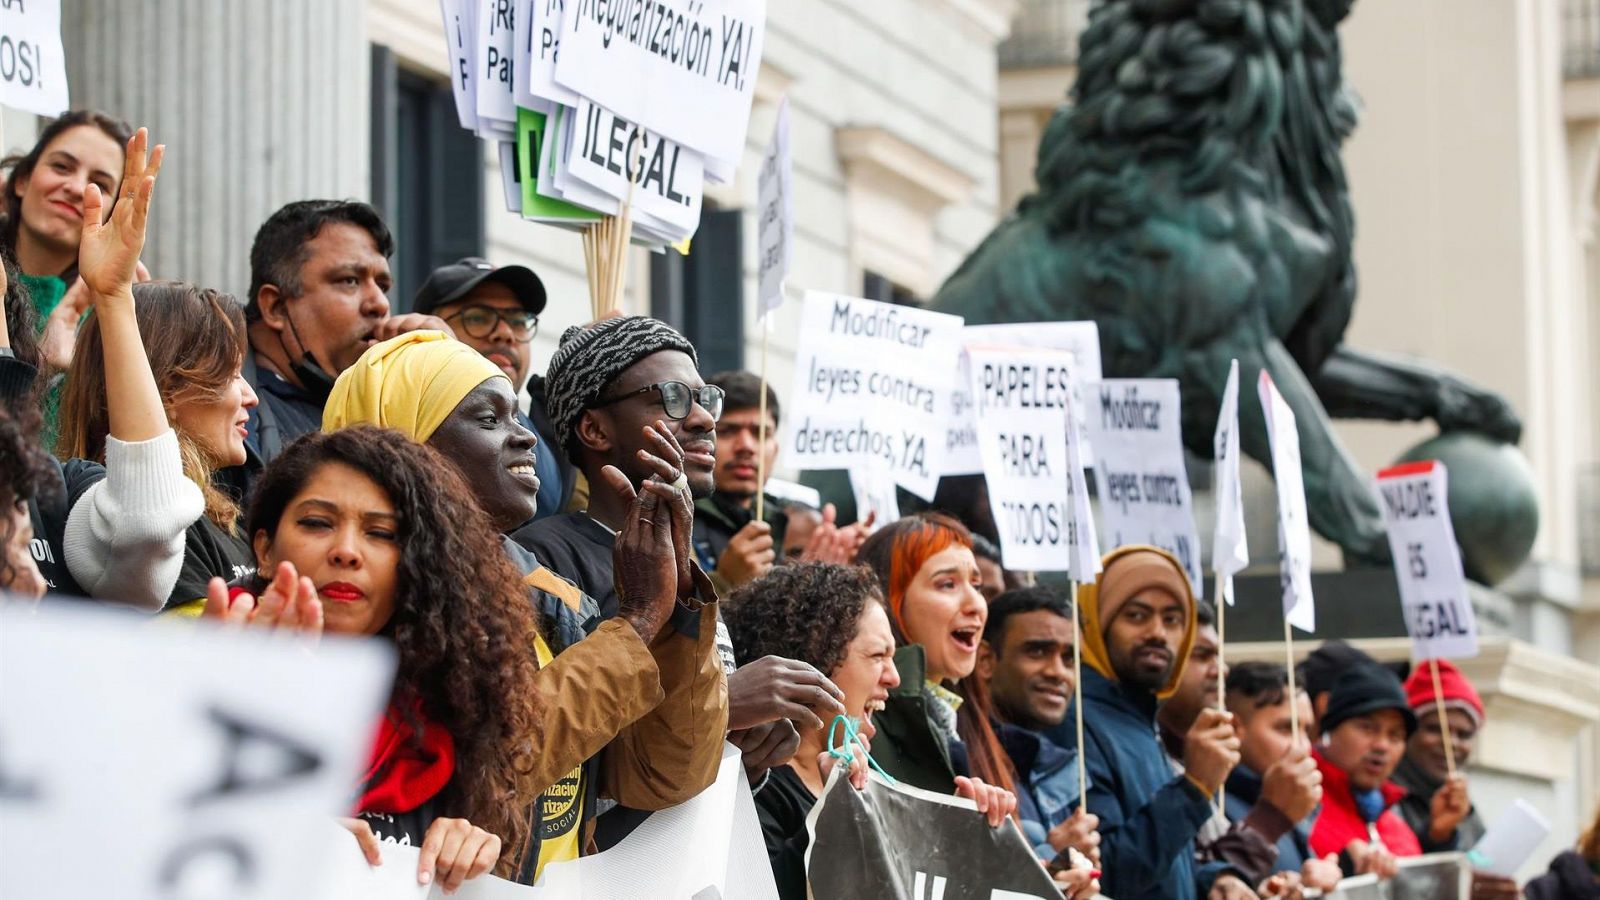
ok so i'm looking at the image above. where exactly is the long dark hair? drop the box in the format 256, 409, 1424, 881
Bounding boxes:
246, 426, 543, 876
857, 513, 1018, 803
1, 110, 133, 257
0, 400, 53, 591
55, 281, 246, 531
1, 246, 41, 371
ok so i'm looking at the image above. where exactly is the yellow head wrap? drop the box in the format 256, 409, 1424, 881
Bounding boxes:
1076, 544, 1197, 700
323, 331, 506, 442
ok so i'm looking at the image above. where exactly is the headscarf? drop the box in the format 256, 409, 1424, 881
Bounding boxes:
542, 316, 698, 461
323, 331, 505, 442
1076, 544, 1197, 699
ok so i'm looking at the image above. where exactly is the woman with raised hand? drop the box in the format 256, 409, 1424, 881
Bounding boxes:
211, 426, 544, 889
0, 128, 205, 609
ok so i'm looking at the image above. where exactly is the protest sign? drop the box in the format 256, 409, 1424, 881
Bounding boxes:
756, 97, 791, 316
805, 769, 1063, 899
499, 140, 523, 213
476, 0, 520, 128
554, 0, 766, 165
0, 0, 67, 117
1212, 359, 1248, 606
1258, 371, 1315, 633
518, 107, 603, 223
782, 292, 964, 500
967, 346, 1075, 571
850, 465, 901, 531
1085, 378, 1203, 594
1324, 853, 1470, 900
944, 321, 1101, 475
514, 0, 579, 112
765, 476, 823, 512
1471, 799, 1551, 878
1377, 461, 1479, 660
1063, 373, 1101, 582
0, 601, 395, 900
564, 96, 704, 238
441, 0, 480, 129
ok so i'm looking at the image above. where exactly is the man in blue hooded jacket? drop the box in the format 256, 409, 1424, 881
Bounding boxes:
1078, 546, 1252, 899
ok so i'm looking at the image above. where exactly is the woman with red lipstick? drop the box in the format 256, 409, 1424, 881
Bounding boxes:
233, 426, 545, 889
856, 514, 1021, 820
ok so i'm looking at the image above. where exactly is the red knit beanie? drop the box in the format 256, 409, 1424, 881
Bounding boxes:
1404, 659, 1485, 726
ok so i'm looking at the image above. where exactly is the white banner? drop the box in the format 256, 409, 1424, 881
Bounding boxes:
565, 97, 704, 237
1085, 379, 1203, 594
782, 292, 964, 501
475, 0, 519, 127
1376, 461, 1479, 660
1212, 360, 1248, 606
441, 0, 480, 130
756, 96, 792, 316
1258, 371, 1315, 633
967, 347, 1075, 572
515, 0, 580, 111
944, 322, 1101, 476
0, 0, 67, 117
849, 464, 901, 531
0, 602, 394, 900
554, 0, 766, 165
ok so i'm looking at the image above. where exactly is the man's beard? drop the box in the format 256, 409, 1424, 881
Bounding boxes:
1110, 642, 1173, 692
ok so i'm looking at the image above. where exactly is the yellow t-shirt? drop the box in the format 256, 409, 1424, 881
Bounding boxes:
533, 633, 585, 879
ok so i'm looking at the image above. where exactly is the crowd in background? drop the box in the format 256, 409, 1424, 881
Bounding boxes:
2, 109, 1599, 900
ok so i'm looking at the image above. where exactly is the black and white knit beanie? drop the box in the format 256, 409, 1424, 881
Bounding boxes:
544, 315, 698, 461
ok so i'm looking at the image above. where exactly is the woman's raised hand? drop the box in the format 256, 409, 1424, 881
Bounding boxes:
78, 128, 162, 299
203, 561, 323, 639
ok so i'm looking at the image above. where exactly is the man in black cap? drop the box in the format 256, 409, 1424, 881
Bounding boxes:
413, 256, 572, 520
1298, 640, 1377, 742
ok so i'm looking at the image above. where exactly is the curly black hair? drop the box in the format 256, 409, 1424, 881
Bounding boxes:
0, 400, 52, 590
722, 562, 883, 677
245, 426, 542, 876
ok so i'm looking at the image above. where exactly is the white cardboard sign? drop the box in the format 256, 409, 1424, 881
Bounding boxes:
781, 292, 964, 501
1212, 360, 1248, 606
441, 0, 480, 130
0, 602, 395, 900
565, 96, 704, 237
944, 322, 1101, 476
475, 0, 519, 127
0, 0, 67, 117
756, 96, 792, 316
1085, 378, 1203, 594
515, 0, 580, 111
1376, 461, 1478, 660
554, 0, 766, 165
849, 464, 901, 531
1258, 371, 1315, 633
967, 347, 1075, 572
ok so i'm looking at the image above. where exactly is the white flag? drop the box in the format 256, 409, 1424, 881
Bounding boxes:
1212, 360, 1248, 606
757, 97, 792, 316
1258, 371, 1314, 633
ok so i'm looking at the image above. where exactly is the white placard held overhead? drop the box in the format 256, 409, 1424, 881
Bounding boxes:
1084, 378, 1203, 594
565, 97, 704, 239
756, 97, 792, 316
515, 0, 580, 111
782, 292, 964, 501
850, 464, 901, 531
0, 602, 395, 900
1064, 370, 1102, 581
943, 321, 1101, 476
967, 346, 1075, 572
1471, 799, 1551, 878
1258, 370, 1315, 633
554, 0, 766, 166
440, 0, 480, 130
0, 0, 67, 117
475, 0, 519, 128
1377, 461, 1479, 660
1212, 360, 1248, 606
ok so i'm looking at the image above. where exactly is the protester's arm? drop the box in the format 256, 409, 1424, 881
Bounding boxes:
1084, 737, 1216, 897
1198, 804, 1292, 887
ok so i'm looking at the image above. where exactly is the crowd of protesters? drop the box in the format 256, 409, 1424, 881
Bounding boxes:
2, 109, 1597, 900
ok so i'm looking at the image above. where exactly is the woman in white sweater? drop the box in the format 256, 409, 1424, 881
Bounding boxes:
0, 127, 202, 609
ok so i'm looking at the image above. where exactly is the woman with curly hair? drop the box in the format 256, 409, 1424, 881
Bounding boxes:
217, 425, 544, 889
723, 561, 900, 900
0, 400, 50, 599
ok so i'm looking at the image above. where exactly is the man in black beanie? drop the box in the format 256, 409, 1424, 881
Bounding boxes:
1298, 640, 1376, 741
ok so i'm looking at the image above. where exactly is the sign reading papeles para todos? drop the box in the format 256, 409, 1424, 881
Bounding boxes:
782, 292, 963, 502
1376, 461, 1478, 660
0, 0, 67, 118
554, 0, 765, 166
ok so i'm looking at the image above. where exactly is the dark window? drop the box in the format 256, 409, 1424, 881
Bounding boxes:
863, 270, 921, 307
370, 45, 485, 311
649, 207, 744, 372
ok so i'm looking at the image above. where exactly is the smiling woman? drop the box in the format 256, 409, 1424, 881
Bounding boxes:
1, 111, 131, 286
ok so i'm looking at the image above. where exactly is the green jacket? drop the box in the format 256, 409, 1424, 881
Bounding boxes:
868, 644, 962, 795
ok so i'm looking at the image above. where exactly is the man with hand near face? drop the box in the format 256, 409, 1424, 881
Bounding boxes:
692, 370, 785, 592
1077, 546, 1251, 900
411, 257, 572, 521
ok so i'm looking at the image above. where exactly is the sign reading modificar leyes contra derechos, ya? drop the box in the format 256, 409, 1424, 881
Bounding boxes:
1085, 378, 1204, 595
967, 347, 1075, 572
554, 0, 765, 166
0, 0, 67, 117
1376, 461, 1478, 660
782, 292, 963, 501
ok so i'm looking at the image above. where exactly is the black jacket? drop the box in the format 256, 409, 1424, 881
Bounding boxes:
1524, 851, 1600, 900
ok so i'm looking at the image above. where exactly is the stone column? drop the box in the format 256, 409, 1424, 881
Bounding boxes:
61, 0, 368, 297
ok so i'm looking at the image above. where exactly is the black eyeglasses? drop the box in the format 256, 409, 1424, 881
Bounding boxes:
442, 305, 539, 342
590, 381, 725, 421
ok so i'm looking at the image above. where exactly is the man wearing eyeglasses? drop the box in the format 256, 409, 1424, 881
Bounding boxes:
413, 257, 573, 521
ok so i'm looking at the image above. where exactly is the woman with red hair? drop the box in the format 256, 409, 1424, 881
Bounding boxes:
856, 512, 1019, 823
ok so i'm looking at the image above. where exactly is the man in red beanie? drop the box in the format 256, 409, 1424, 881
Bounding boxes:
1395, 659, 1485, 851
